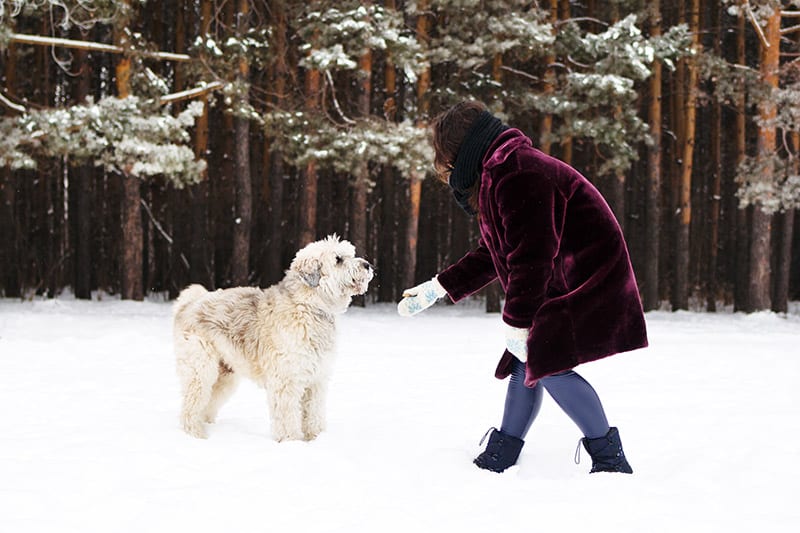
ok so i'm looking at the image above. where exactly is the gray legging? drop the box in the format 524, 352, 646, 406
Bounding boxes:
500, 357, 610, 440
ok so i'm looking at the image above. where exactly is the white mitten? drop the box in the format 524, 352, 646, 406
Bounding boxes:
504, 324, 529, 362
397, 276, 447, 317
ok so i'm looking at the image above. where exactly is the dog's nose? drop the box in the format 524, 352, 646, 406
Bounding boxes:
362, 260, 374, 271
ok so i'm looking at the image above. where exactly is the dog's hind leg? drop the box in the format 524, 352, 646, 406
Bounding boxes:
302, 382, 328, 441
176, 335, 219, 439
203, 363, 238, 424
265, 381, 305, 442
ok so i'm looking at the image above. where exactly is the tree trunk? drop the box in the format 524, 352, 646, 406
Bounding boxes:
404, 1, 430, 287
748, 9, 780, 311
73, 32, 93, 299
379, 0, 398, 302
120, 178, 143, 300
352, 2, 372, 262
231, 0, 252, 286
733, 10, 749, 312
299, 37, 320, 247
349, 6, 373, 307
706, 0, 722, 312
558, 0, 573, 165
538, 0, 558, 155
116, 5, 143, 301
773, 210, 794, 313
643, 0, 662, 311
168, 0, 188, 297
1, 43, 20, 298
482, 51, 505, 313
672, 0, 698, 311
261, 0, 289, 286
775, 131, 800, 312
189, 0, 214, 289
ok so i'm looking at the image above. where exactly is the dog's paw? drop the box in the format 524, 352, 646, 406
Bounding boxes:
273, 431, 304, 442
303, 431, 321, 441
182, 420, 208, 439
303, 422, 325, 441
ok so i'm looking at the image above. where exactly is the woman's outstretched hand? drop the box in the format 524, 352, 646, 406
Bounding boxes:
397, 276, 447, 317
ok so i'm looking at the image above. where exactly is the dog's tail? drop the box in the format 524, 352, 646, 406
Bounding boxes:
173, 284, 208, 320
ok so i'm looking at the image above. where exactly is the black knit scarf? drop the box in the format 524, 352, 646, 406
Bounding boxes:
448, 110, 508, 216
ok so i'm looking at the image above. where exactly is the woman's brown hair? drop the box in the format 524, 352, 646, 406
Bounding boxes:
430, 100, 488, 184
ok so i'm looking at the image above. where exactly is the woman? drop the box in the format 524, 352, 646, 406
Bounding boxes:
397, 100, 648, 474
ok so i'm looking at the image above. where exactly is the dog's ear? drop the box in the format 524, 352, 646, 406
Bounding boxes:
301, 269, 321, 288
293, 257, 322, 288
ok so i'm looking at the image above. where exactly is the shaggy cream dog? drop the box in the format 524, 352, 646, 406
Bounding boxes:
173, 235, 373, 441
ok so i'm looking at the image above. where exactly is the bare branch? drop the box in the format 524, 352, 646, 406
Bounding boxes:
324, 70, 356, 125
9, 33, 192, 62
500, 65, 541, 82
744, 2, 770, 49
0, 90, 27, 113
555, 17, 609, 29
140, 198, 190, 271
781, 24, 800, 36
158, 81, 226, 105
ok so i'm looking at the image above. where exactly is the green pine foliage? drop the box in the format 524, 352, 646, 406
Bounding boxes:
0, 0, 797, 211
530, 15, 689, 176
736, 63, 800, 213
15, 97, 205, 185
264, 0, 430, 183
296, 1, 426, 78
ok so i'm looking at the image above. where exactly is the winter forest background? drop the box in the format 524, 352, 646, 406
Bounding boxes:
1, 0, 799, 313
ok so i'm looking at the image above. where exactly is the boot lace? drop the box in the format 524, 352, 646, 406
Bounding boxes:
574, 438, 584, 465
478, 427, 498, 446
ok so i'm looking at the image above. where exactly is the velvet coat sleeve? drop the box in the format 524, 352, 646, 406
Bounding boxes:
437, 238, 498, 302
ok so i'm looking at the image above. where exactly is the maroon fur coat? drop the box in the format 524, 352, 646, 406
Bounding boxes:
437, 129, 648, 386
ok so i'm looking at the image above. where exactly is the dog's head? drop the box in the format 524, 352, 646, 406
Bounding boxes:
288, 234, 374, 311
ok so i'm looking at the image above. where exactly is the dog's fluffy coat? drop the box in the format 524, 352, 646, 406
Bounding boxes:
173, 235, 373, 441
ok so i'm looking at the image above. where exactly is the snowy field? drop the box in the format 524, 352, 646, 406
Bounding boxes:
1, 296, 799, 533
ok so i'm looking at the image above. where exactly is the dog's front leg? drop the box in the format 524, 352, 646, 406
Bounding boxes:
266, 382, 305, 441
302, 381, 328, 441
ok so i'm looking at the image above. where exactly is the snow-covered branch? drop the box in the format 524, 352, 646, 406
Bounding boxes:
9, 33, 192, 62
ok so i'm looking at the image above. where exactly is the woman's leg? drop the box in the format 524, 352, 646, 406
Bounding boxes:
474, 358, 538, 472
499, 358, 543, 439
540, 370, 609, 439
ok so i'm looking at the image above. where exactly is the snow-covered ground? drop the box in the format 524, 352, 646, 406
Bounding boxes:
1, 297, 798, 532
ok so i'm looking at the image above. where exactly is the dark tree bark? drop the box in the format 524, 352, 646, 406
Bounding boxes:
1, 43, 21, 298
72, 33, 93, 299
351, 2, 372, 306
189, 0, 214, 289
705, 0, 722, 312
378, 0, 399, 302
672, 0, 699, 311
539, 0, 558, 156
773, 210, 795, 313
116, 1, 143, 301
733, 10, 749, 312
643, 0, 663, 311
403, 0, 430, 288
231, 0, 252, 286
748, 8, 780, 312
299, 40, 320, 248
260, 0, 290, 286
168, 0, 189, 298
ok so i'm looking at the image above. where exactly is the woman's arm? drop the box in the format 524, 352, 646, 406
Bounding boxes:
436, 238, 498, 302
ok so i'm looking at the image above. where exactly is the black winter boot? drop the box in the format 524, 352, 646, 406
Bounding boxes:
473, 428, 524, 473
579, 427, 633, 474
